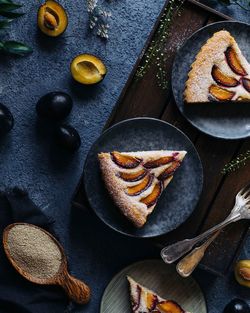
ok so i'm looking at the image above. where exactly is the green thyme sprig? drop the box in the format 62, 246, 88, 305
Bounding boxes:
221, 150, 250, 174
0, 0, 32, 55
135, 0, 185, 90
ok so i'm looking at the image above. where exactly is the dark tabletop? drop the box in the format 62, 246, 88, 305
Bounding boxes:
0, 0, 249, 313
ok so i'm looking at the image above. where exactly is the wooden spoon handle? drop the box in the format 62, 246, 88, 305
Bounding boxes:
59, 272, 91, 304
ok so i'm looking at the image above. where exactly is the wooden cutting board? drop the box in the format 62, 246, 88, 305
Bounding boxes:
72, 0, 250, 276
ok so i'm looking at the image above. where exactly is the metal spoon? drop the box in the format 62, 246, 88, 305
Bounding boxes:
161, 184, 250, 264
3, 223, 91, 304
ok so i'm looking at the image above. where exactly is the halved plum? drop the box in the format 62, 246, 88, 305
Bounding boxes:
71, 54, 107, 85
147, 293, 158, 310
140, 182, 162, 207
143, 156, 174, 169
209, 85, 235, 101
211, 65, 239, 87
225, 47, 248, 76
158, 161, 180, 181
157, 300, 184, 313
127, 175, 153, 196
242, 78, 250, 92
111, 152, 141, 169
119, 169, 147, 182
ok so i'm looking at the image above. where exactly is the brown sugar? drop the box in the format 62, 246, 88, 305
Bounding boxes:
7, 225, 62, 279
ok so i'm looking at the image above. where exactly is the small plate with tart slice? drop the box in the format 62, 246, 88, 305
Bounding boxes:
172, 21, 250, 139
83, 118, 203, 238
100, 259, 207, 313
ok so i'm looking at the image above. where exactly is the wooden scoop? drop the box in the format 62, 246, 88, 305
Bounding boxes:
3, 223, 91, 304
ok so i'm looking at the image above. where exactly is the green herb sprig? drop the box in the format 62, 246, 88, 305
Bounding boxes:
221, 150, 250, 174
0, 0, 32, 56
135, 0, 185, 90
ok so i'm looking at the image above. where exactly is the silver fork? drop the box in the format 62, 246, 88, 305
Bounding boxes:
161, 184, 250, 264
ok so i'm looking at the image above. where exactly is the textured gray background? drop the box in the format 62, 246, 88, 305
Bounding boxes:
0, 0, 249, 313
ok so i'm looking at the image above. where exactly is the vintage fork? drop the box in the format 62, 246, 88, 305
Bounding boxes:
161, 184, 250, 264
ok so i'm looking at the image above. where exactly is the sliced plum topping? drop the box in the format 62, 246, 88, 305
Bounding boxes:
132, 285, 141, 311
211, 65, 239, 87
209, 85, 235, 101
157, 300, 184, 313
242, 78, 250, 93
119, 169, 147, 182
225, 47, 247, 76
143, 156, 174, 169
158, 161, 180, 181
140, 182, 162, 208
111, 151, 141, 169
147, 293, 158, 310
127, 174, 153, 196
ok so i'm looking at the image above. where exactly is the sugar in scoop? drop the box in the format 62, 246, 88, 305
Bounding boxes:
6, 224, 62, 279
3, 223, 91, 304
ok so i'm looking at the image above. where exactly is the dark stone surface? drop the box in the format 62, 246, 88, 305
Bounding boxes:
201, 0, 250, 22
0, 1, 249, 313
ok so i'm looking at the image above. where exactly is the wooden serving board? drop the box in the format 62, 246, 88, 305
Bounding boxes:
72, 0, 250, 276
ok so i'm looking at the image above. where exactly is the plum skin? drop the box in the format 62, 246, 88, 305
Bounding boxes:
36, 91, 73, 121
0, 103, 14, 135
224, 299, 250, 313
55, 124, 81, 151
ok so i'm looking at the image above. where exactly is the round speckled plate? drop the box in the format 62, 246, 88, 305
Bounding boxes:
100, 259, 207, 313
172, 21, 250, 139
84, 118, 203, 238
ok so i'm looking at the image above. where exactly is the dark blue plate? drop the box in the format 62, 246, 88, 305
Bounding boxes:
172, 21, 250, 140
83, 118, 203, 238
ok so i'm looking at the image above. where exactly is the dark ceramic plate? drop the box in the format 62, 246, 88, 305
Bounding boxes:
172, 21, 250, 139
83, 118, 203, 238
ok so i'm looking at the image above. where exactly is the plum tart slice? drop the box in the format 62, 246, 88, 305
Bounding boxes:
184, 30, 250, 103
98, 150, 186, 228
127, 276, 189, 313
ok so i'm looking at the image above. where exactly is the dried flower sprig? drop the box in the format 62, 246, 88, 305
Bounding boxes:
86, 0, 111, 39
221, 150, 250, 174
135, 0, 185, 89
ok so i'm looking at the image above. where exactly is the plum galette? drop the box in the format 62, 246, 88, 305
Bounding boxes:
127, 276, 189, 313
184, 30, 250, 103
98, 150, 186, 228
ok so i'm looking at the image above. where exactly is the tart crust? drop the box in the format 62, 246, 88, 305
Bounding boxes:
184, 30, 250, 103
98, 150, 186, 228
127, 276, 189, 313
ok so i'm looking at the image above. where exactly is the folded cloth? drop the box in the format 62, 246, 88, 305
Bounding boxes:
0, 188, 68, 313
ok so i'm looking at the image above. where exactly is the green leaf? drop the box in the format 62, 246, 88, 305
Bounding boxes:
0, 40, 33, 55
0, 3, 22, 11
0, 18, 13, 28
0, 10, 24, 18
0, 0, 14, 4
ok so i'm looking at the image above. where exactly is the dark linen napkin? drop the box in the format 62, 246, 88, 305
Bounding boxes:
0, 188, 68, 313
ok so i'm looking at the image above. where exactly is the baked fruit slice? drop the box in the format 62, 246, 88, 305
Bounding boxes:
98, 150, 186, 228
127, 276, 189, 313
184, 30, 250, 103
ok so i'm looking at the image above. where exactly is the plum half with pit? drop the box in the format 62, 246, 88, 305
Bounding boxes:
36, 92, 73, 121
55, 124, 81, 151
37, 0, 68, 37
0, 103, 14, 135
